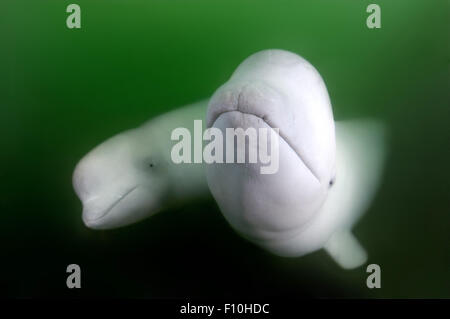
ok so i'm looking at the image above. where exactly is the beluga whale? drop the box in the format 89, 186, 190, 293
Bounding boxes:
72, 49, 387, 269
205, 49, 387, 269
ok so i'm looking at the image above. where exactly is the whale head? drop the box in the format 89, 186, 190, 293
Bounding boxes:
206, 49, 336, 254
73, 128, 170, 229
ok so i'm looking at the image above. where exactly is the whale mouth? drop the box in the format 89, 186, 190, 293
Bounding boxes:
210, 109, 321, 183
207, 84, 322, 183
83, 185, 138, 222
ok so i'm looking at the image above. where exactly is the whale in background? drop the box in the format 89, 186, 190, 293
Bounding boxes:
72, 101, 209, 229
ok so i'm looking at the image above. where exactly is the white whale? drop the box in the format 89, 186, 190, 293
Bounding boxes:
72, 101, 209, 229
206, 49, 387, 269
72, 49, 386, 269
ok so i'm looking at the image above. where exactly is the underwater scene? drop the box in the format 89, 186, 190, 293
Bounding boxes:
0, 0, 448, 303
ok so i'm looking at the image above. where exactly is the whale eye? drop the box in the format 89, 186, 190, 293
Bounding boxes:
329, 177, 335, 188
149, 163, 154, 168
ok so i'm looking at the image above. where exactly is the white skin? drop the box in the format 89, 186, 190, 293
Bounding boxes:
72, 101, 209, 229
206, 49, 386, 269
73, 50, 386, 269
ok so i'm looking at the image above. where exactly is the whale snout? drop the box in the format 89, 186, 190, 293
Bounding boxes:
81, 185, 138, 228
73, 161, 156, 229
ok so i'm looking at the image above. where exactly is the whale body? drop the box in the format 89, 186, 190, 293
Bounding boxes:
206, 49, 386, 269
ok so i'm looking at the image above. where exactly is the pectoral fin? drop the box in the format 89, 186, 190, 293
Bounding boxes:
318, 120, 386, 269
323, 230, 368, 269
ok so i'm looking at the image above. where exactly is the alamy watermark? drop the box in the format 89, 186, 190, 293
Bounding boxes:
170, 120, 280, 175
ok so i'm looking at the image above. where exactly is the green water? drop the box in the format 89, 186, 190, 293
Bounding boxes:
0, 0, 448, 298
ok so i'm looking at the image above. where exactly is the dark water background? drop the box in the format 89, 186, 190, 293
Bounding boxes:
0, 0, 448, 298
